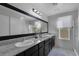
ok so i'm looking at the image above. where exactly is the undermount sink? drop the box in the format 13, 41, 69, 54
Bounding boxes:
15, 40, 34, 47
15, 38, 42, 47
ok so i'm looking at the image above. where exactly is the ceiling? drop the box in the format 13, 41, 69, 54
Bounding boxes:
9, 3, 79, 17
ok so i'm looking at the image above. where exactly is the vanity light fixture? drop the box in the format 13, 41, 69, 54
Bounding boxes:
32, 8, 41, 16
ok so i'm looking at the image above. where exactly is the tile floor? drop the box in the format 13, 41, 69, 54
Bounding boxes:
48, 47, 76, 56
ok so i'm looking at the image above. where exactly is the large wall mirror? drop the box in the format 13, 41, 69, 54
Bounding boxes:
10, 17, 48, 35
0, 4, 48, 38
41, 22, 48, 32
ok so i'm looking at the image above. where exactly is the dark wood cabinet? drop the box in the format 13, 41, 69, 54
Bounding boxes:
49, 39, 52, 51
16, 45, 38, 56
51, 36, 55, 48
31, 51, 38, 56
16, 51, 25, 56
45, 44, 50, 56
44, 39, 50, 56
39, 47, 44, 56
25, 44, 38, 56
38, 41, 44, 56
15, 36, 55, 56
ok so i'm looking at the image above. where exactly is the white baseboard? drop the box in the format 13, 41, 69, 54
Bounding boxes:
73, 48, 78, 56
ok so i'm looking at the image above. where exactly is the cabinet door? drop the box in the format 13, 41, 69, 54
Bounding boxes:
39, 47, 44, 56
0, 15, 9, 36
31, 51, 38, 56
39, 41, 44, 56
25, 48, 33, 56
51, 36, 55, 48
49, 38, 52, 50
45, 44, 50, 56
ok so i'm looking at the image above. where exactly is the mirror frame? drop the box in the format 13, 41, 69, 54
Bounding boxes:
0, 3, 48, 41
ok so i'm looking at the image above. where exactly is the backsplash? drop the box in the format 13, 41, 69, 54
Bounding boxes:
0, 36, 34, 46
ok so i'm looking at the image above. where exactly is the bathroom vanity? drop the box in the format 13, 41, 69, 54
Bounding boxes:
0, 35, 55, 56
15, 36, 55, 56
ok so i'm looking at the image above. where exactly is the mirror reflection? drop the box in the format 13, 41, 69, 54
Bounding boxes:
28, 21, 42, 33
0, 5, 47, 36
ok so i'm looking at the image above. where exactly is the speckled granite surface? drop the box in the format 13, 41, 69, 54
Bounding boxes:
0, 35, 53, 56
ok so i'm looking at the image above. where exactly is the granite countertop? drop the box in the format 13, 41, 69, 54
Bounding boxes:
0, 34, 54, 56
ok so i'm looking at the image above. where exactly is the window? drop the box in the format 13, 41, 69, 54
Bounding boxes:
58, 28, 70, 40
57, 15, 72, 40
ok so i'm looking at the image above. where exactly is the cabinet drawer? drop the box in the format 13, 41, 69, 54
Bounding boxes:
45, 42, 49, 45
45, 39, 50, 45
45, 39, 49, 43
51, 36, 55, 40
45, 44, 50, 56
30, 45, 38, 51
